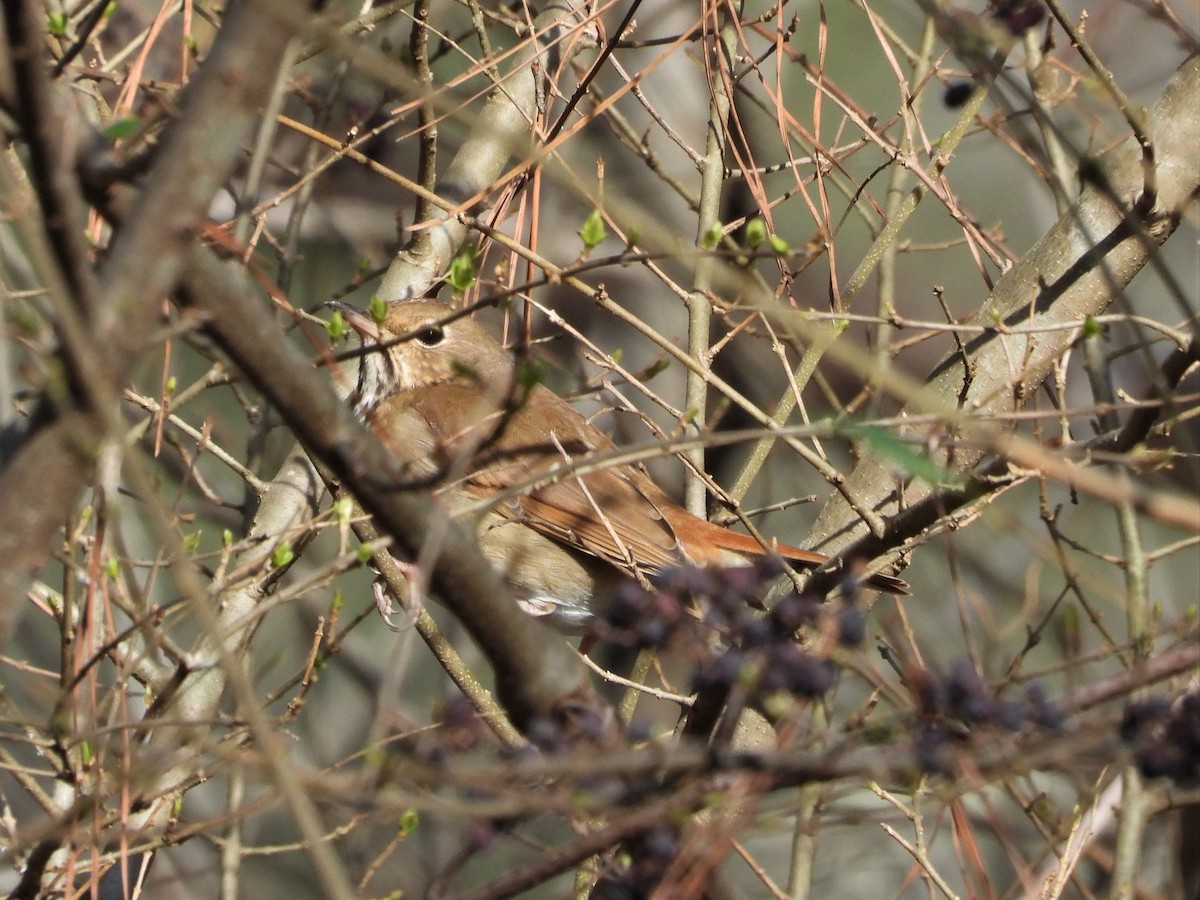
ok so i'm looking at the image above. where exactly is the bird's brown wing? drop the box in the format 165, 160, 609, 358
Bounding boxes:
403, 382, 685, 574
507, 467, 684, 575
397, 383, 909, 594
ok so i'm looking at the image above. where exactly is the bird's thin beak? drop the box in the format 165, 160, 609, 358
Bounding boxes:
325, 300, 380, 341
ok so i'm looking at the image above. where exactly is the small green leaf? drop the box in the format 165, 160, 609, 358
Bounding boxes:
333, 496, 353, 525
578, 209, 607, 250
398, 808, 420, 836
105, 557, 120, 580
101, 118, 140, 141
625, 227, 640, 247
181, 530, 202, 554
331, 589, 344, 614
164, 375, 177, 395
768, 234, 790, 256
326, 310, 347, 341
1029, 795, 1056, 824
1057, 603, 1081, 655
48, 11, 68, 36
80, 741, 93, 765
845, 424, 961, 488
641, 359, 669, 381
222, 529, 234, 548
744, 218, 767, 248
700, 221, 723, 249
357, 544, 374, 564
369, 295, 388, 324
447, 245, 478, 293
271, 541, 294, 568
1082, 315, 1101, 338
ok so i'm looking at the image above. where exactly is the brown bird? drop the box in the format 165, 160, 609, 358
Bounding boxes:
330, 300, 908, 630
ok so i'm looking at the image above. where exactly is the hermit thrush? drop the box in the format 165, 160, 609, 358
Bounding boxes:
329, 300, 908, 629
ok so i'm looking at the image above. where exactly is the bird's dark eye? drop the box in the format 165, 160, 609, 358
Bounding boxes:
414, 325, 445, 347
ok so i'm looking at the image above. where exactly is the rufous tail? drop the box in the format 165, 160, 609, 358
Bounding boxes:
706, 525, 910, 595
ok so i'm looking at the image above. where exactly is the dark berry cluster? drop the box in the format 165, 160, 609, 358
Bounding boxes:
990, 0, 1046, 35
1121, 693, 1200, 785
606, 561, 866, 644
943, 81, 975, 109
755, 642, 837, 697
593, 826, 680, 900
600, 562, 776, 650
437, 693, 487, 753
601, 562, 870, 708
908, 661, 1064, 773
525, 703, 613, 753
914, 660, 1063, 729
601, 578, 691, 650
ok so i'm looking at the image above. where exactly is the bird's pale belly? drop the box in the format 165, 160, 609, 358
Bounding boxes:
474, 512, 629, 631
